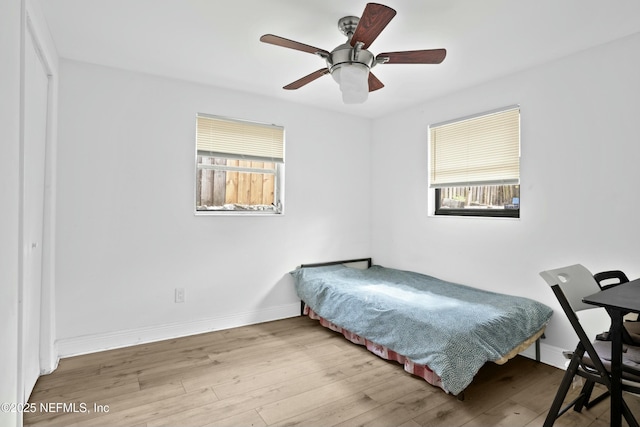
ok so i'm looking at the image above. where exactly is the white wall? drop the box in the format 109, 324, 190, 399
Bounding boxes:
371, 32, 640, 361
55, 61, 372, 354
49, 17, 640, 368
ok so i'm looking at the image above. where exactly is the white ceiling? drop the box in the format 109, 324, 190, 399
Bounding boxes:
37, 0, 640, 119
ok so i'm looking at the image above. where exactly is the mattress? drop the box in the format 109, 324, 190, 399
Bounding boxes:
291, 264, 554, 395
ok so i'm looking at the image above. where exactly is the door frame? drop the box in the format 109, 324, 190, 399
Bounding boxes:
17, 0, 58, 405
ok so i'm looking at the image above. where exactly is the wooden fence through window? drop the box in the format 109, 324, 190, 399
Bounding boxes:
439, 185, 519, 207
197, 158, 275, 207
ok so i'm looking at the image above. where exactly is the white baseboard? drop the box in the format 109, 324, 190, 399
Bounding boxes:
56, 305, 571, 376
520, 341, 569, 370
56, 303, 301, 359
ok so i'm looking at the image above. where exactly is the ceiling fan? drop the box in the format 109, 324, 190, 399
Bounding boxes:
260, 2, 446, 104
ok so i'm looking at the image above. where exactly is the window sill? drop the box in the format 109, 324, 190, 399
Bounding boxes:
195, 210, 284, 217
429, 210, 520, 220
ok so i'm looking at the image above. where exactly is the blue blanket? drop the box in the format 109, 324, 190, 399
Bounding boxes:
291, 264, 553, 395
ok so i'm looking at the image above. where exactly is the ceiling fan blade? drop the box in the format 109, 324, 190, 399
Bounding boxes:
260, 34, 330, 56
350, 3, 396, 49
377, 49, 447, 64
368, 72, 384, 92
283, 68, 330, 90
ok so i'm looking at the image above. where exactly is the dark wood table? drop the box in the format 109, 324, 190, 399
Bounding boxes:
583, 278, 640, 427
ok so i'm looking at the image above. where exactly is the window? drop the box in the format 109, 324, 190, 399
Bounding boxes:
429, 106, 520, 218
195, 114, 284, 214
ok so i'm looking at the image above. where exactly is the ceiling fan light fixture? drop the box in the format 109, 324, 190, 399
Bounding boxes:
332, 63, 369, 104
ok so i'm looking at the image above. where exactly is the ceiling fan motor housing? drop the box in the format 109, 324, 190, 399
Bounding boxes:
327, 41, 375, 73
327, 16, 376, 73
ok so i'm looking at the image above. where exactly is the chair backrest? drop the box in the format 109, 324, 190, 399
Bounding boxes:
540, 264, 601, 313
594, 270, 629, 290
541, 264, 612, 380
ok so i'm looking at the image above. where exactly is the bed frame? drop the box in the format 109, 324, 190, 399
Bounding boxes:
296, 257, 543, 391
300, 257, 372, 269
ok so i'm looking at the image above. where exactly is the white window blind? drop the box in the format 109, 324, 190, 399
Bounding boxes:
429, 107, 520, 187
196, 114, 284, 162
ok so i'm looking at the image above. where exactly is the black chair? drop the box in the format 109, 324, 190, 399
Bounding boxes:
540, 264, 640, 427
594, 270, 629, 291
594, 270, 640, 344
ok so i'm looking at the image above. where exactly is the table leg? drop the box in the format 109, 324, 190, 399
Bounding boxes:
610, 309, 623, 427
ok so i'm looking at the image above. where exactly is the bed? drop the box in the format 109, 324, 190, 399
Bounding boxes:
290, 258, 554, 397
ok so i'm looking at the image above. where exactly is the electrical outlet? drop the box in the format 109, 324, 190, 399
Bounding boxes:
175, 288, 185, 303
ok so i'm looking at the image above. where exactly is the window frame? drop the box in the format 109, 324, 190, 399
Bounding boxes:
429, 106, 520, 219
194, 113, 285, 216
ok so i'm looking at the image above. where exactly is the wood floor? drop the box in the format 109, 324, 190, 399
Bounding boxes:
25, 316, 640, 427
